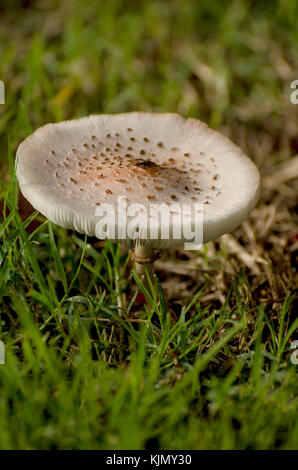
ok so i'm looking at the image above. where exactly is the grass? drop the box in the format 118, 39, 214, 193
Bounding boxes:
0, 0, 297, 450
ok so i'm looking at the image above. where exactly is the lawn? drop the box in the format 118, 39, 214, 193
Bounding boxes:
0, 0, 297, 450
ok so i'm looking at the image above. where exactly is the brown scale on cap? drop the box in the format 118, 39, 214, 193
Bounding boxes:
40, 124, 225, 211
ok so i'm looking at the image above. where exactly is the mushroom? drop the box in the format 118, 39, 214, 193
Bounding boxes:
16, 112, 260, 286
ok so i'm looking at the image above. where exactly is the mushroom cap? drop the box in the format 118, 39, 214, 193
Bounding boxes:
16, 112, 260, 249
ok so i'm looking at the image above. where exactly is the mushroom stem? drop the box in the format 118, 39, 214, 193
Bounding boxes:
133, 244, 156, 289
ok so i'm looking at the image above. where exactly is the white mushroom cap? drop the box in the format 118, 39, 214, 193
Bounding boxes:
16, 112, 260, 249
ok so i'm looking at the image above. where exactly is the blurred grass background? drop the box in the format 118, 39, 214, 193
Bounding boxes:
0, 0, 297, 450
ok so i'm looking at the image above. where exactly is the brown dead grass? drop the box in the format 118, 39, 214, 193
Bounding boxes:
155, 156, 297, 323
